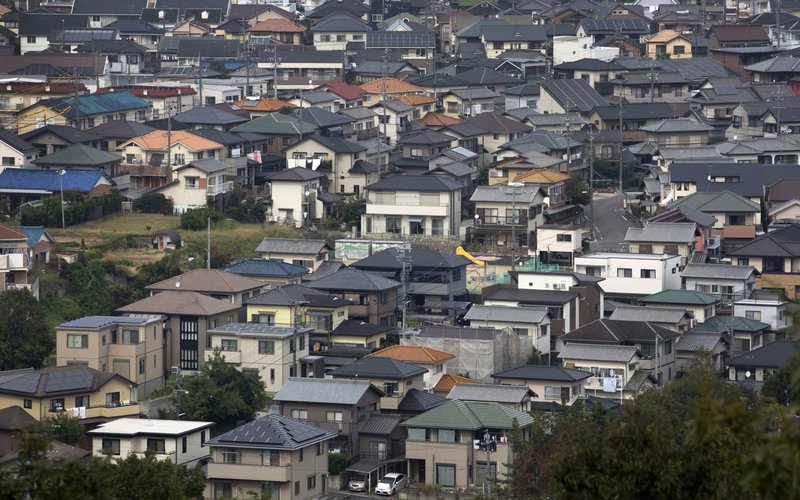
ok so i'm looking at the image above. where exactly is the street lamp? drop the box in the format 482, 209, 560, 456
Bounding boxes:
58, 169, 66, 229
473, 213, 480, 243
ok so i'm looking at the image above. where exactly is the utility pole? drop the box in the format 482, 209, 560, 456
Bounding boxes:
73, 67, 80, 129
197, 52, 204, 107
589, 127, 595, 241
618, 92, 623, 193
399, 241, 411, 335
166, 102, 174, 182
271, 46, 281, 100
777, 0, 782, 49
565, 105, 572, 173
377, 49, 389, 177
508, 182, 524, 268
207, 216, 211, 269
647, 68, 659, 104
243, 20, 251, 98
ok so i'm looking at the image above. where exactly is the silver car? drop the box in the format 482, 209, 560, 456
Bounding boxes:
375, 473, 407, 496
348, 473, 369, 493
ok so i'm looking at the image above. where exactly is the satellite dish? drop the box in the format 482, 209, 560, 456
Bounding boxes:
745, 370, 751, 378
175, 281, 181, 288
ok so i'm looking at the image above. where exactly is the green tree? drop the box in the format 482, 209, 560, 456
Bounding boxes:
0, 289, 53, 370
526, 348, 544, 365
179, 350, 267, 428
110, 449, 206, 500
45, 412, 85, 446
134, 192, 174, 215
762, 355, 800, 405
180, 206, 223, 231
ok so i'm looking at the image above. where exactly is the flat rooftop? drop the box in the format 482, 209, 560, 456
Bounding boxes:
87, 418, 213, 436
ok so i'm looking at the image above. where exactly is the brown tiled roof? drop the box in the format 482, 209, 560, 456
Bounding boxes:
117, 290, 241, 316
121, 130, 223, 152
368, 345, 455, 364
146, 268, 264, 294
433, 374, 479, 392
711, 24, 769, 43
359, 77, 424, 94
646, 29, 689, 43
318, 82, 366, 101
513, 168, 572, 184
417, 111, 462, 127
249, 18, 307, 33
233, 97, 294, 112
0, 224, 28, 241
398, 94, 437, 106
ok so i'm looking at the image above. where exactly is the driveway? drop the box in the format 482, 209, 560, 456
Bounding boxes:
588, 193, 637, 252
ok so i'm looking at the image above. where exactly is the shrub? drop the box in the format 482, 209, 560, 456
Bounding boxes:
134, 192, 174, 215
180, 206, 223, 231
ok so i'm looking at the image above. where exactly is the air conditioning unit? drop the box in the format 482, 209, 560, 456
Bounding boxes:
170, 366, 180, 375
553, 283, 566, 290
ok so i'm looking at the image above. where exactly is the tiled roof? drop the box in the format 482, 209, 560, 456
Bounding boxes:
560, 318, 680, 344
352, 248, 469, 270
318, 82, 366, 101
728, 340, 798, 368
676, 332, 724, 352
274, 378, 384, 405
492, 365, 593, 381
0, 224, 28, 241
122, 130, 223, 152
625, 222, 696, 243
358, 413, 403, 435
513, 168, 572, 184
59, 316, 155, 329
728, 223, 800, 258
246, 284, 348, 308
417, 111, 462, 127
398, 387, 448, 411
233, 97, 294, 112
307, 267, 401, 292
311, 12, 372, 32
433, 374, 480, 393
35, 92, 149, 119
231, 113, 317, 135
667, 190, 760, 213
0, 365, 129, 398
540, 79, 608, 113
692, 315, 770, 334
470, 184, 544, 204
609, 305, 689, 323
368, 345, 454, 364
559, 343, 639, 362
117, 290, 240, 316
681, 263, 756, 280
208, 411, 336, 450
359, 77, 424, 94
640, 117, 713, 133
463, 304, 549, 324
397, 93, 437, 106
646, 29, 689, 43
366, 174, 462, 192
13, 226, 52, 248
400, 400, 534, 430
255, 238, 328, 256
146, 268, 264, 294
263, 167, 328, 182
0, 168, 108, 194
172, 106, 249, 126
711, 24, 769, 43
447, 383, 536, 402
639, 290, 718, 305
332, 356, 427, 380
249, 18, 306, 33
222, 258, 309, 278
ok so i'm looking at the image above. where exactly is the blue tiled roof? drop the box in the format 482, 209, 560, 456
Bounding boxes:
0, 169, 108, 193
222, 258, 309, 277
13, 226, 47, 248
38, 91, 149, 119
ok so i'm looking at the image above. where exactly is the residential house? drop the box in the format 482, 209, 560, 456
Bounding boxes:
356, 413, 406, 465
573, 252, 683, 300
653, 5, 703, 34
273, 378, 383, 458
0, 129, 39, 170
353, 60, 421, 85
558, 342, 654, 400
206, 323, 314, 394
205, 412, 336, 500
480, 24, 547, 59
395, 130, 455, 174
534, 224, 585, 261
17, 92, 151, 134
611, 71, 690, 103
146, 268, 266, 307
608, 305, 693, 332
769, 199, 800, 225
170, 107, 249, 132
311, 13, 371, 51
0, 225, 30, 292
32, 144, 124, 177
0, 406, 37, 459
728, 340, 798, 382
14, 226, 54, 266
249, 18, 306, 45
728, 223, 800, 299
0, 365, 139, 422
667, 190, 762, 235
733, 290, 791, 330
264, 167, 329, 226
259, 48, 344, 92
367, 99, 413, 147
501, 83, 541, 111
154, 158, 233, 212
231, 113, 317, 158
538, 79, 609, 115
359, 78, 426, 107
669, 163, 800, 204
640, 118, 714, 147
460, 113, 532, 159
401, 400, 534, 489
19, 13, 89, 54
471, 184, 547, 251
463, 305, 552, 362
491, 364, 593, 405
588, 103, 675, 143
305, 267, 401, 326
708, 24, 771, 50
254, 238, 331, 272
87, 418, 213, 466
56, 316, 165, 397
20, 125, 103, 157
552, 58, 624, 88
441, 88, 499, 119
396, 94, 437, 122
221, 259, 309, 289
576, 19, 651, 44
351, 248, 469, 307
675, 332, 727, 374
639, 290, 718, 323
445, 384, 536, 412
681, 263, 756, 306
365, 30, 436, 72
0, 168, 114, 204
284, 135, 370, 196
368, 345, 454, 393
407, 325, 531, 382
0, 81, 87, 132
116, 291, 241, 372
431, 374, 480, 397
624, 222, 699, 263
87, 120, 157, 154
361, 175, 463, 240
693, 315, 770, 356
328, 320, 391, 350
331, 357, 427, 411
245, 283, 351, 351
316, 82, 367, 109
645, 30, 693, 59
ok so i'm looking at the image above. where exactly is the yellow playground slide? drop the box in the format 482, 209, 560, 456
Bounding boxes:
456, 246, 485, 267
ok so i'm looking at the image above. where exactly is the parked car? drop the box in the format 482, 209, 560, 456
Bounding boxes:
375, 473, 407, 496
348, 473, 369, 492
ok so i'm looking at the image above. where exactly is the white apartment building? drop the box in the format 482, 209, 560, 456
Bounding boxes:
573, 252, 682, 298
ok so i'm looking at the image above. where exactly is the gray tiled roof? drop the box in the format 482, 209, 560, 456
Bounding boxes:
625, 222, 696, 243
274, 378, 384, 405
207, 411, 337, 450
366, 174, 462, 192
681, 263, 756, 280
492, 365, 592, 381
331, 356, 427, 380
540, 79, 608, 113
255, 238, 329, 256
358, 413, 403, 435
558, 343, 639, 362
609, 305, 689, 324
667, 190, 760, 213
727, 340, 798, 368
463, 304, 549, 324
640, 118, 714, 133
560, 318, 680, 344
307, 267, 401, 292
398, 388, 447, 412
446, 383, 536, 403
470, 184, 543, 204
676, 332, 724, 352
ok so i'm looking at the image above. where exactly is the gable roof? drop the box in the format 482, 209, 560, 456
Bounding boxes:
263, 167, 327, 182
231, 113, 317, 135
0, 129, 37, 154
681, 263, 756, 280
176, 38, 240, 59
172, 106, 249, 126
32, 143, 123, 167
480, 24, 547, 42
398, 387, 448, 412
625, 222, 696, 243
274, 378, 384, 405
366, 174, 462, 192
222, 258, 309, 278
331, 356, 428, 380
593, 102, 674, 121
208, 411, 336, 450
560, 318, 679, 344
13, 226, 53, 248
447, 383, 536, 403
463, 112, 532, 133
359, 77, 424, 94
609, 305, 690, 323
667, 190, 760, 213
559, 342, 639, 362
87, 120, 157, 139
728, 223, 800, 257
0, 168, 109, 194
470, 184, 544, 204
116, 290, 241, 316
433, 373, 480, 393
352, 248, 469, 270
71, 0, 147, 15
0, 365, 132, 398
33, 92, 149, 119
255, 238, 329, 256
368, 345, 454, 364
246, 284, 347, 308
249, 18, 306, 33
307, 267, 401, 292
146, 268, 264, 294
711, 24, 770, 43
639, 289, 718, 305
121, 130, 223, 152
492, 364, 593, 381
311, 12, 371, 32
640, 117, 714, 133
540, 79, 608, 113
0, 224, 27, 241
646, 29, 692, 44
464, 304, 549, 324
0, 405, 37, 431
400, 400, 534, 430
728, 339, 797, 368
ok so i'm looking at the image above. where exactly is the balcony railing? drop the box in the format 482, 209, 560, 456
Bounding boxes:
50, 401, 140, 420
475, 216, 529, 227
207, 181, 233, 196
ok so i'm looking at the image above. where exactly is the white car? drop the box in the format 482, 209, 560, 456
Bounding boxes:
375, 473, 407, 496
348, 473, 368, 492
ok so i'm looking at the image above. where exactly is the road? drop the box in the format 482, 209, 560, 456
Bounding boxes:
587, 193, 637, 252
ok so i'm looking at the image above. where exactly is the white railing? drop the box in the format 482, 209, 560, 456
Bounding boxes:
207, 182, 233, 196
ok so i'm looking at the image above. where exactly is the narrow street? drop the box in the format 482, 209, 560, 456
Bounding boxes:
588, 193, 638, 252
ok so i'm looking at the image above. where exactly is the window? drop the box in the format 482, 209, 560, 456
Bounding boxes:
638, 244, 653, 253
673, 45, 685, 55
380, 291, 388, 304
215, 483, 232, 499
283, 136, 292, 146
222, 448, 239, 464
326, 411, 343, 423
105, 392, 120, 406
74, 395, 89, 407
436, 464, 456, 486
292, 409, 308, 420
308, 475, 317, 490
544, 386, 570, 401
415, 48, 427, 57
737, 258, 750, 266
616, 268, 632, 278
182, 436, 187, 453
1, 157, 15, 166
259, 340, 275, 354
102, 439, 121, 456
184, 176, 199, 188
263, 450, 280, 466
728, 214, 746, 225
384, 382, 399, 396
295, 482, 300, 496
556, 233, 572, 242
640, 269, 656, 279
173, 153, 186, 165
50, 398, 65, 412
119, 329, 139, 344
220, 339, 237, 351
128, 55, 139, 65
299, 447, 304, 462
26, 36, 36, 44
201, 431, 206, 446
23, 399, 32, 409
254, 313, 275, 325
147, 439, 166, 453
289, 338, 296, 353
67, 334, 88, 348
317, 442, 324, 455
138, 357, 145, 375
408, 428, 428, 441
745, 310, 762, 321
513, 328, 528, 336
299, 335, 306, 351
336, 34, 345, 42
664, 340, 673, 355
386, 216, 401, 234
438, 429, 456, 443
452, 268, 462, 282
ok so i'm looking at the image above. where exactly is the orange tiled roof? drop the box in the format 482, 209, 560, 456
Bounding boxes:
368, 345, 455, 364
359, 77, 424, 94
433, 374, 479, 392
647, 29, 686, 43
514, 168, 572, 184
0, 225, 27, 241
234, 97, 294, 112
249, 19, 307, 33
398, 93, 437, 106
123, 130, 223, 152
417, 111, 463, 127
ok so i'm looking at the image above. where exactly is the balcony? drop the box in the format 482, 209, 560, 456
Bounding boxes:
0, 253, 27, 271
207, 181, 234, 196
207, 462, 291, 482
207, 349, 241, 364
365, 203, 449, 217
584, 376, 624, 392
475, 216, 529, 230
51, 402, 140, 420
354, 128, 379, 141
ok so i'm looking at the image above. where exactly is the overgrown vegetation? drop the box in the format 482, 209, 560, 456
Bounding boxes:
0, 289, 53, 370
133, 192, 174, 215
180, 206, 223, 230
21, 191, 122, 227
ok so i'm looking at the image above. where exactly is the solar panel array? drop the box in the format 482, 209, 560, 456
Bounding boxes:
45, 368, 94, 393
0, 373, 41, 394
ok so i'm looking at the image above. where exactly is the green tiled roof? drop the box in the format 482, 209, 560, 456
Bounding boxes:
639, 290, 717, 306
32, 143, 123, 166
692, 315, 770, 333
232, 113, 317, 135
400, 400, 534, 430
